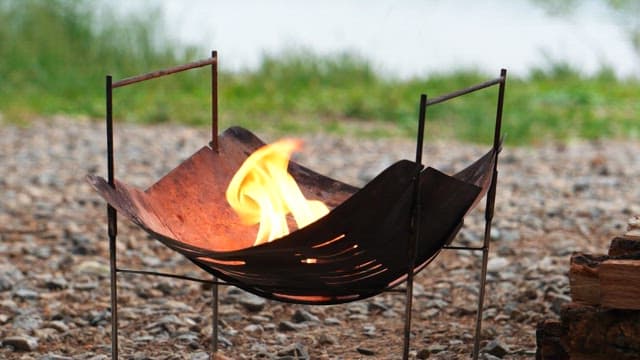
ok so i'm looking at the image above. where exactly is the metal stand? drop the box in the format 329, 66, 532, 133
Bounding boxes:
105, 52, 220, 359
401, 69, 506, 359
103, 52, 506, 358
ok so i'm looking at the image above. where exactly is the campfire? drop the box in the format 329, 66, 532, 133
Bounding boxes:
87, 124, 495, 302
88, 51, 507, 360
225, 139, 329, 246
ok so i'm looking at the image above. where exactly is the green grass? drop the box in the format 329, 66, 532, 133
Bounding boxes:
1, 0, 639, 145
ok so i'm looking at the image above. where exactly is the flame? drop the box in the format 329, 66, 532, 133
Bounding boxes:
226, 139, 329, 246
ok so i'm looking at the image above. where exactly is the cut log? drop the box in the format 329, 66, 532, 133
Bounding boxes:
569, 252, 607, 306
609, 236, 640, 257
600, 259, 640, 310
561, 302, 640, 359
570, 251, 640, 307
536, 303, 640, 359
535, 320, 569, 360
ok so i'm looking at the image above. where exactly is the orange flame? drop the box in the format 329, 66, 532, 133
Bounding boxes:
226, 139, 329, 246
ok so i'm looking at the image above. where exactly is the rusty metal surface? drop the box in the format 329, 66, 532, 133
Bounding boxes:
88, 126, 496, 305
111, 57, 217, 89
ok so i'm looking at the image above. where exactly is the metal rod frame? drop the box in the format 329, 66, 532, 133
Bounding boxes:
105, 52, 220, 359
402, 69, 506, 359
104, 52, 505, 358
470, 68, 506, 359
401, 94, 427, 359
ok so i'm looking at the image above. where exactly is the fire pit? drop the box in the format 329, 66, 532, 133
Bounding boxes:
88, 51, 507, 359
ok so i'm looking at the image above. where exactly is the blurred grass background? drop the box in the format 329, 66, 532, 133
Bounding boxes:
0, 0, 638, 144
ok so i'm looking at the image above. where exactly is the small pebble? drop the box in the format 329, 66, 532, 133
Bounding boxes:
356, 346, 376, 356
2, 335, 39, 351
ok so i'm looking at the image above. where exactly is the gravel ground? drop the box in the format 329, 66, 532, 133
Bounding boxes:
1, 116, 639, 359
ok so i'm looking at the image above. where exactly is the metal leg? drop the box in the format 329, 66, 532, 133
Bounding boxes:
471, 196, 494, 359
403, 94, 427, 359
472, 69, 506, 360
108, 225, 118, 359
106, 75, 119, 359
212, 279, 219, 354
402, 253, 416, 360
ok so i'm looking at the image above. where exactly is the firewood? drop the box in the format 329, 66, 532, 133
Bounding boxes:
569, 252, 607, 306
561, 302, 640, 359
535, 319, 568, 360
609, 236, 640, 257
570, 250, 640, 307
600, 259, 640, 310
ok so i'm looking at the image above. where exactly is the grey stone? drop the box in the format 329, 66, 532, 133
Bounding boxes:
73, 281, 98, 291
416, 348, 430, 359
368, 300, 390, 312
189, 351, 209, 360
490, 227, 501, 241
348, 314, 369, 321
238, 293, 266, 312
47, 320, 70, 333
0, 264, 24, 292
318, 333, 337, 345
482, 354, 503, 360
427, 344, 447, 353
292, 308, 320, 323
243, 324, 263, 333
75, 260, 110, 277
2, 335, 39, 351
249, 315, 271, 323
482, 340, 509, 358
422, 308, 440, 319
274, 333, 289, 345
356, 346, 376, 356
32, 245, 52, 259
14, 288, 40, 300
500, 229, 521, 242
216, 335, 233, 348
132, 335, 155, 342
68, 232, 98, 255
487, 257, 510, 273
177, 331, 199, 341
324, 317, 342, 326
278, 321, 307, 332
424, 299, 449, 309
42, 276, 68, 290
40, 354, 74, 360
362, 324, 376, 337
86, 355, 109, 360
87, 310, 109, 326
12, 313, 43, 331
276, 343, 309, 360
382, 309, 398, 318
347, 302, 368, 315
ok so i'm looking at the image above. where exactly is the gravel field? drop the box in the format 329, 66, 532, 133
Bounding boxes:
1, 117, 639, 359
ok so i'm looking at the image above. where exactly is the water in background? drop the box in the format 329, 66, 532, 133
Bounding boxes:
115, 0, 638, 78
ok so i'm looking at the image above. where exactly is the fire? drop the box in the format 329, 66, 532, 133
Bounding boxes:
226, 139, 329, 246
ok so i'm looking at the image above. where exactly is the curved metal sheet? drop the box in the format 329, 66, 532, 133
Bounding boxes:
87, 126, 496, 304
